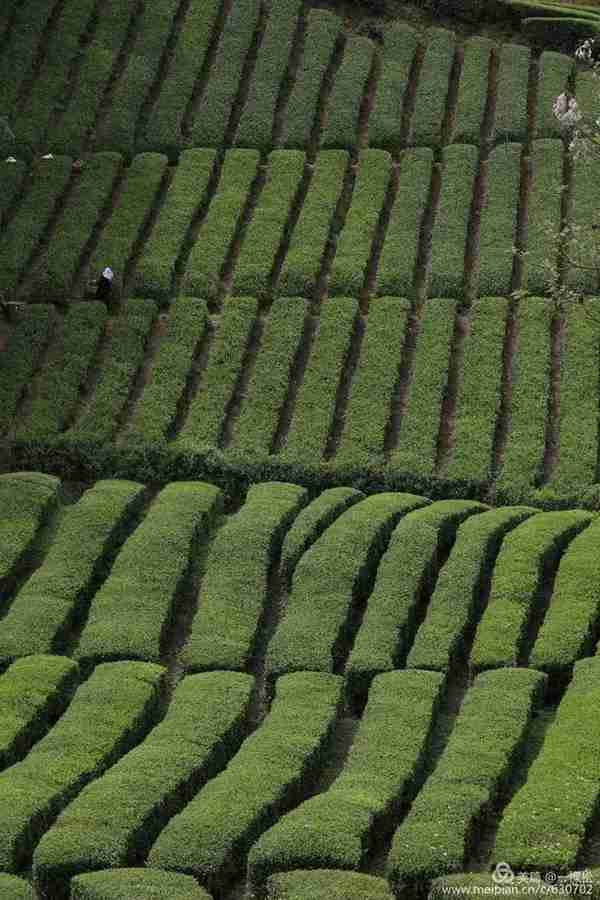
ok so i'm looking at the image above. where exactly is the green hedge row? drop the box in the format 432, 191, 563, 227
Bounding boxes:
477, 143, 522, 297
266, 871, 393, 900
451, 37, 494, 144
235, 0, 303, 150
494, 43, 530, 142
375, 148, 434, 296
65, 299, 157, 444
410, 29, 456, 147
94, 0, 181, 156
493, 656, 600, 870
444, 298, 508, 482
550, 307, 600, 492
125, 298, 207, 443
368, 23, 419, 151
495, 298, 552, 502
188, 0, 262, 149
278, 151, 348, 298
470, 509, 592, 672
177, 296, 258, 449
266, 492, 426, 677
388, 668, 546, 887
142, 0, 221, 156
0, 655, 78, 771
15, 302, 106, 441
148, 672, 343, 893
336, 298, 408, 466
0, 875, 35, 900
281, 298, 357, 463
346, 499, 483, 702
232, 151, 306, 299
0, 660, 163, 872
567, 148, 600, 295
429, 145, 479, 298
183, 150, 260, 299
0, 160, 26, 220
391, 299, 455, 477
279, 486, 364, 580
251, 669, 443, 885
44, 2, 135, 156
75, 481, 221, 664
523, 140, 564, 296
11, 0, 97, 153
534, 51, 573, 138
30, 153, 122, 300
0, 0, 57, 117
229, 298, 308, 456
321, 35, 374, 151
407, 506, 534, 672
182, 481, 307, 672
281, 10, 341, 149
33, 672, 254, 893
0, 471, 59, 602
0, 304, 54, 436
328, 150, 392, 297
0, 479, 144, 661
71, 869, 212, 900
86, 153, 168, 297
133, 150, 216, 302
0, 156, 72, 298
530, 517, 600, 675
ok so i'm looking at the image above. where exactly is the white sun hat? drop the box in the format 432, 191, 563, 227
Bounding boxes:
102, 267, 114, 281
5, 156, 17, 163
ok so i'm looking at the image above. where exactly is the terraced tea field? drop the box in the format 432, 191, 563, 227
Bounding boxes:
3, 0, 600, 897
2, 471, 600, 900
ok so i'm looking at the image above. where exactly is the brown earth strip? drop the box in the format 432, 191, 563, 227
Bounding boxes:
271, 2, 309, 148
308, 30, 347, 160
121, 162, 174, 302
314, 153, 357, 308
268, 158, 314, 301
434, 309, 470, 476
114, 312, 169, 443
12, 0, 68, 117
223, 1, 271, 148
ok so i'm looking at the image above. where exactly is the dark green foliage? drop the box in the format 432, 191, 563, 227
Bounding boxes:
183, 150, 260, 299
0, 471, 59, 594
523, 140, 564, 295
125, 298, 207, 443
182, 482, 307, 672
266, 870, 394, 900
281, 298, 357, 462
321, 35, 374, 150
75, 481, 222, 664
177, 296, 258, 448
266, 492, 426, 676
235, 0, 303, 149
280, 10, 341, 149
0, 479, 144, 660
229, 297, 308, 456
33, 672, 254, 892
493, 657, 600, 870
70, 869, 212, 900
336, 297, 408, 465
410, 29, 456, 146
278, 151, 348, 298
147, 673, 343, 893
470, 510, 593, 671
406, 506, 535, 671
369, 23, 419, 151
375, 148, 433, 296
451, 37, 494, 144
0, 305, 54, 435
494, 43, 530, 141
477, 143, 522, 297
249, 670, 444, 884
346, 500, 484, 700
328, 150, 392, 297
0, 655, 78, 770
15, 303, 107, 440
231, 151, 306, 298
0, 661, 163, 872
388, 668, 546, 886
142, 0, 221, 155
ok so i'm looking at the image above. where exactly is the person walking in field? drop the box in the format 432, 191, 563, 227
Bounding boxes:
96, 266, 114, 302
